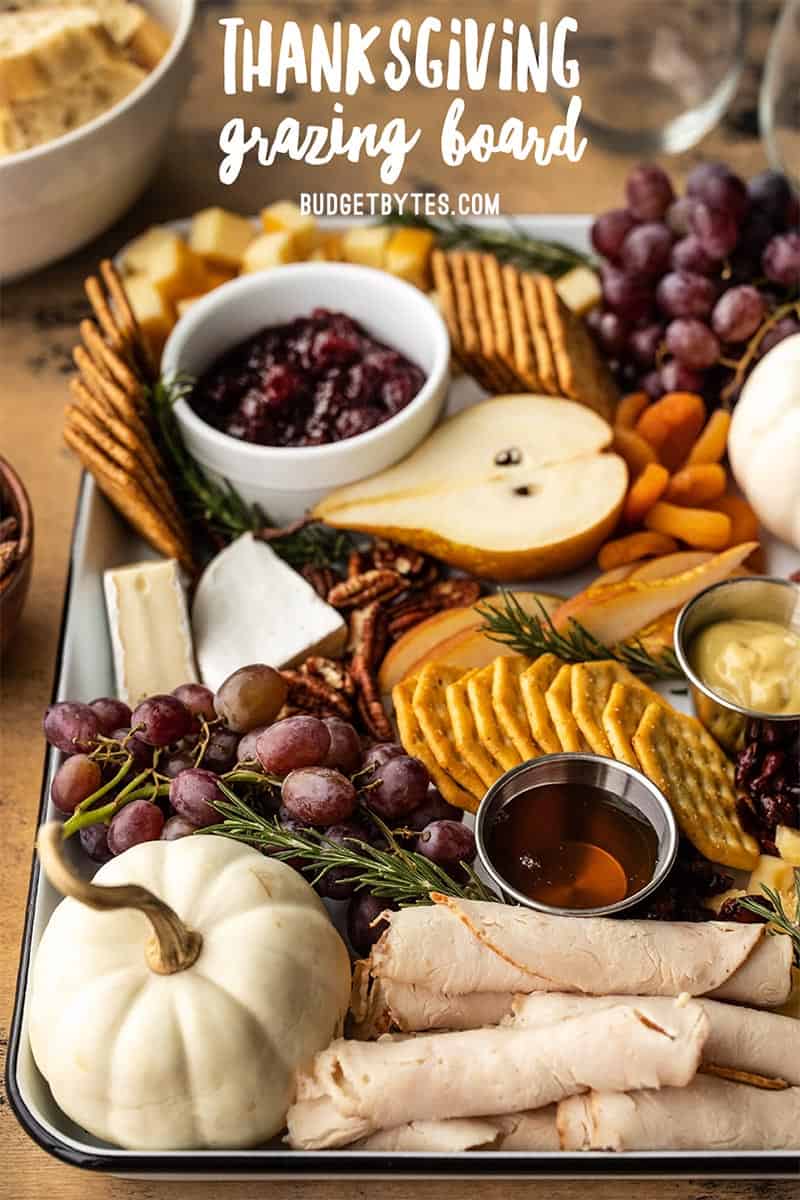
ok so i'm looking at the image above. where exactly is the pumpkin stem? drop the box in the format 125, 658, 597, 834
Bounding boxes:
36, 822, 202, 975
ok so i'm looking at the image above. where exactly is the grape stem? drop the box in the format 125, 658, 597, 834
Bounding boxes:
721, 298, 800, 404
62, 773, 168, 837
36, 822, 203, 975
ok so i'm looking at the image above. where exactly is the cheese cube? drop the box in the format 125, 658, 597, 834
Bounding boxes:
342, 225, 391, 270
240, 230, 297, 274
191, 533, 347, 690
748, 854, 798, 920
703, 887, 746, 916
556, 265, 602, 316
176, 295, 201, 317
122, 274, 174, 357
385, 228, 436, 289
126, 12, 172, 70
776, 825, 800, 867
104, 559, 197, 706
189, 207, 255, 269
260, 201, 317, 257
123, 226, 208, 303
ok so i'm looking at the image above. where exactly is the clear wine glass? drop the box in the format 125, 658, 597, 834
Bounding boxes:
760, 0, 800, 193
540, 0, 749, 155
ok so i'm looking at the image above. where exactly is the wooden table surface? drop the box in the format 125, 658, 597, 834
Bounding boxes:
1, 3, 795, 1197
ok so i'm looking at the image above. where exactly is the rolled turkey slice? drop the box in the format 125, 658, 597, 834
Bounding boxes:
354, 1109, 559, 1152
558, 1076, 800, 1151
351, 972, 514, 1038
286, 1000, 708, 1150
510, 993, 800, 1086
368, 896, 792, 1007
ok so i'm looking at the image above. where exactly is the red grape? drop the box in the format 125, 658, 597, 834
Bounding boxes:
656, 272, 717, 319
415, 819, 476, 869
759, 316, 800, 356
595, 311, 629, 356
111, 728, 154, 769
665, 196, 696, 236
369, 755, 429, 820
689, 168, 747, 223
687, 161, 735, 197
322, 718, 362, 774
629, 323, 664, 367
405, 788, 463, 832
162, 744, 198, 779
172, 683, 216, 723
237, 724, 269, 762
711, 286, 765, 343
689, 202, 739, 260
214, 664, 287, 733
51, 754, 102, 814
659, 359, 704, 393
281, 767, 357, 825
315, 822, 365, 899
107, 799, 164, 854
670, 236, 716, 276
590, 208, 637, 261
256, 715, 331, 775
762, 233, 800, 287
89, 697, 131, 736
665, 319, 720, 370
347, 891, 393, 956
44, 702, 100, 755
131, 694, 193, 747
625, 164, 675, 221
620, 222, 673, 277
169, 768, 222, 827
600, 265, 653, 321
161, 815, 197, 841
201, 727, 239, 772
79, 823, 113, 863
363, 743, 405, 771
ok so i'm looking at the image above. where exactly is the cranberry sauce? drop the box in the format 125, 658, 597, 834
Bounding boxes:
189, 308, 426, 447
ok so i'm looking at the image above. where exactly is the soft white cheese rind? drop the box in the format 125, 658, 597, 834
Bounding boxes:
104, 558, 197, 705
192, 532, 347, 691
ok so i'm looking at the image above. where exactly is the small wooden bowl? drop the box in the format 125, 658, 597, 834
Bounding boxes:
0, 455, 34, 654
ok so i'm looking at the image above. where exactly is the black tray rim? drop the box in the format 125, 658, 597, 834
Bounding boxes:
6, 473, 800, 1180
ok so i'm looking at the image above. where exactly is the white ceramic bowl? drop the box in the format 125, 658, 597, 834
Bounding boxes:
0, 0, 195, 281
163, 263, 451, 523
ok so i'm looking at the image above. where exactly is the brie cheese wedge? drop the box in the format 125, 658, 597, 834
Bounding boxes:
104, 558, 197, 706
192, 533, 347, 690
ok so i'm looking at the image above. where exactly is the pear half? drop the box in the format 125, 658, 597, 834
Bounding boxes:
314, 396, 628, 580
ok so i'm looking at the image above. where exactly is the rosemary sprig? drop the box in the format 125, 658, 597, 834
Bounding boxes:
738, 874, 800, 965
207, 784, 500, 907
476, 591, 682, 681
380, 212, 593, 278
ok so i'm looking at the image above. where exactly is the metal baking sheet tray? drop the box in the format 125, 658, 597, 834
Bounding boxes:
7, 216, 800, 1179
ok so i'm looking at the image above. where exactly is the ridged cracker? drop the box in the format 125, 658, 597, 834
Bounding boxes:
413, 663, 485, 800
602, 682, 651, 770
445, 667, 504, 790
520, 272, 558, 394
468, 663, 522, 773
464, 252, 519, 391
545, 663, 591, 753
392, 675, 477, 813
519, 654, 564, 754
534, 274, 617, 422
492, 655, 539, 760
501, 263, 541, 390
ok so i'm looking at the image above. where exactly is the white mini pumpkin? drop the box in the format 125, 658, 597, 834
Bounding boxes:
728, 333, 800, 553
29, 827, 351, 1150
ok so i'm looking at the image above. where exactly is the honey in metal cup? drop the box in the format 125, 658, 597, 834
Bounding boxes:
674, 576, 800, 753
474, 753, 678, 918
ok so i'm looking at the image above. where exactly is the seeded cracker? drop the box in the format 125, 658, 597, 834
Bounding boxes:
445, 668, 504, 790
534, 274, 617, 422
632, 702, 759, 871
467, 663, 522, 773
492, 655, 539, 760
413, 663, 485, 801
519, 654, 564, 754
545, 663, 591, 753
392, 675, 477, 812
571, 660, 649, 757
602, 682, 651, 770
500, 263, 542, 390
520, 272, 559, 395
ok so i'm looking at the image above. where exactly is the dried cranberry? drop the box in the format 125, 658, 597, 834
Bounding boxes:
718, 895, 770, 924
335, 407, 382, 439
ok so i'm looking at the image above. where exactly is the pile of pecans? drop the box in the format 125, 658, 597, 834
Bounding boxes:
0, 513, 21, 583
735, 718, 800, 854
277, 539, 482, 740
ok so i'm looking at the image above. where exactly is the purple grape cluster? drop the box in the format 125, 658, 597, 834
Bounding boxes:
588, 163, 800, 401
44, 669, 476, 958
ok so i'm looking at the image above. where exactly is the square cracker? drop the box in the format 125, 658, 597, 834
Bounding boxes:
571, 660, 651, 757
413, 663, 485, 800
446, 667, 504, 790
545, 664, 591, 753
463, 253, 519, 392
467, 662, 522, 773
534, 274, 618, 422
492, 655, 539, 761
392, 675, 477, 813
602, 682, 651, 769
520, 272, 559, 394
501, 264, 541, 390
632, 701, 759, 871
519, 654, 564, 755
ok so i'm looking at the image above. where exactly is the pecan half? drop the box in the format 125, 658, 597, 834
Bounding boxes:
302, 655, 356, 696
347, 548, 366, 579
328, 569, 405, 610
301, 563, 339, 599
370, 538, 428, 578
0, 540, 19, 581
351, 656, 393, 740
429, 578, 483, 608
279, 670, 353, 719
0, 516, 18, 543
347, 600, 388, 672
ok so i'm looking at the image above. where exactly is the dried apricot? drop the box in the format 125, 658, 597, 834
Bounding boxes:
597, 530, 679, 572
665, 463, 727, 507
709, 493, 760, 545
615, 391, 650, 430
612, 428, 658, 479
644, 501, 732, 550
635, 392, 706, 471
686, 409, 731, 465
624, 462, 670, 525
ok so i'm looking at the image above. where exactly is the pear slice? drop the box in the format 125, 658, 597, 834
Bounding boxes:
314, 395, 627, 580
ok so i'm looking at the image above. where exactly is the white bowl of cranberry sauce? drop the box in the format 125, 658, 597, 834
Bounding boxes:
163, 263, 450, 522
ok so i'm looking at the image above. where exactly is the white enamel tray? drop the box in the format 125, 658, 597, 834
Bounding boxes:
8, 217, 800, 1180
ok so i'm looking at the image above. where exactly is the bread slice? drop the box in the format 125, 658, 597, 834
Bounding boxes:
0, 6, 119, 103
314, 395, 628, 580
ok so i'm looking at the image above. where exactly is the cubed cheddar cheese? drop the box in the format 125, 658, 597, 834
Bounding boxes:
748, 854, 798, 920
122, 227, 208, 303
385, 227, 436, 289
189, 207, 255, 269
240, 230, 298, 274
122, 275, 175, 358
341, 225, 391, 270
556, 265, 602, 316
176, 295, 201, 317
260, 201, 316, 257
776, 825, 800, 867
